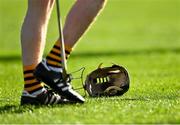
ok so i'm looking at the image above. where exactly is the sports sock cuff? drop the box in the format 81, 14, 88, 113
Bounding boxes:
23, 64, 37, 71
23, 64, 44, 94
55, 40, 73, 53
65, 44, 72, 53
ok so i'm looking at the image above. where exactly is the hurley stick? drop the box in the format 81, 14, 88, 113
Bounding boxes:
56, 0, 67, 78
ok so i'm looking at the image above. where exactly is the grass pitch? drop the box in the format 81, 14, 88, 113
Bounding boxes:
0, 0, 180, 124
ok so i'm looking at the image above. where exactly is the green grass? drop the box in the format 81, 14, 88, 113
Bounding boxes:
0, 0, 180, 124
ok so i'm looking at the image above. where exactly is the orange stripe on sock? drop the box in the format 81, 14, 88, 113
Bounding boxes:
54, 41, 61, 47
47, 60, 61, 66
55, 40, 72, 53
24, 73, 34, 78
23, 64, 37, 71
25, 83, 44, 91
65, 45, 72, 53
51, 48, 60, 54
25, 79, 39, 84
48, 53, 61, 61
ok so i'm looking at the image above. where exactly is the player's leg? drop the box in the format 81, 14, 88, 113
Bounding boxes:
21, 0, 55, 66
46, 0, 107, 68
64, 0, 107, 47
20, 0, 67, 105
34, 0, 106, 103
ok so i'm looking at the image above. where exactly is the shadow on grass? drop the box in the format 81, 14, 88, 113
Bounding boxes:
0, 105, 33, 114
0, 104, 70, 114
91, 94, 180, 102
0, 95, 179, 114
0, 99, 143, 114
119, 94, 180, 101
119, 98, 149, 101
0, 47, 180, 62
92, 97, 150, 101
72, 47, 180, 58
0, 55, 21, 62
0, 104, 39, 114
0, 100, 81, 114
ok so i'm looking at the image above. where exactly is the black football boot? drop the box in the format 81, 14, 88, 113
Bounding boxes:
33, 59, 85, 103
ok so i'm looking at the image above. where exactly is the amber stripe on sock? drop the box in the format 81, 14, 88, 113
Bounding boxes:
23, 65, 44, 94
46, 41, 72, 68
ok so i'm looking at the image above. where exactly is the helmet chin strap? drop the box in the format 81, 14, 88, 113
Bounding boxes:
69, 67, 87, 97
